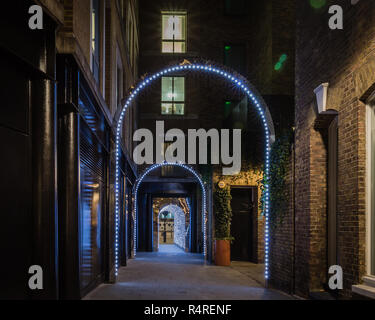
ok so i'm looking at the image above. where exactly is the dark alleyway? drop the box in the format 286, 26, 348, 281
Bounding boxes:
2, 0, 375, 303
84, 245, 293, 300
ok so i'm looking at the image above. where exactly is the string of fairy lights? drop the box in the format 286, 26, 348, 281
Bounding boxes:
114, 63, 271, 279
132, 162, 207, 261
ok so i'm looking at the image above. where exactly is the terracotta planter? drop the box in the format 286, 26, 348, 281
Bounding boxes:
215, 239, 230, 266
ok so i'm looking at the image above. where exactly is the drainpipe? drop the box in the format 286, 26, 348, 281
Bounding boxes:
32, 77, 59, 299
291, 134, 296, 295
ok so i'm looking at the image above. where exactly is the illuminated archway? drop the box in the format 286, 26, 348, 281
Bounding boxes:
114, 62, 274, 280
157, 200, 190, 250
133, 162, 206, 257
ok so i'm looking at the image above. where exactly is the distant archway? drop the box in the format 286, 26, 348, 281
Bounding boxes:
114, 61, 274, 280
158, 203, 189, 251
133, 162, 206, 258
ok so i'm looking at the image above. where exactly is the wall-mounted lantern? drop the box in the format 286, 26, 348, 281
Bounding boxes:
314, 82, 329, 114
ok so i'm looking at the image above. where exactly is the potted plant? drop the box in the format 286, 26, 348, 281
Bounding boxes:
213, 184, 233, 266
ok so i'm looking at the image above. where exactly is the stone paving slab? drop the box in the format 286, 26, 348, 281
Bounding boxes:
84, 245, 293, 300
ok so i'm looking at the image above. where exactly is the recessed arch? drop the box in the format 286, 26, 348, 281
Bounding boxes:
159, 203, 182, 216
157, 203, 189, 250
133, 162, 207, 257
114, 61, 273, 281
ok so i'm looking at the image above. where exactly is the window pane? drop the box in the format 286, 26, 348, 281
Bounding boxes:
93, 59, 99, 84
162, 15, 174, 40
173, 15, 186, 40
173, 77, 185, 102
224, 101, 233, 119
161, 77, 173, 101
92, 12, 96, 51
173, 42, 186, 53
80, 165, 103, 289
91, 0, 100, 83
232, 97, 248, 129
224, 44, 246, 74
161, 103, 173, 115
162, 13, 186, 53
162, 42, 174, 53
173, 104, 184, 115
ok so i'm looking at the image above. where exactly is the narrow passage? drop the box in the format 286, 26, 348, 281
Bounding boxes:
84, 245, 293, 300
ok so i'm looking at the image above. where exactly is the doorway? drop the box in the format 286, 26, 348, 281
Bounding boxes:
153, 199, 191, 252
159, 210, 175, 245
328, 116, 338, 269
230, 187, 257, 262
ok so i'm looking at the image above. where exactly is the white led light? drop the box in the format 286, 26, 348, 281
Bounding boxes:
114, 63, 271, 281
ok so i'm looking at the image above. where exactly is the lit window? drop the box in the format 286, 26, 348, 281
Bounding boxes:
161, 77, 185, 115
91, 0, 100, 82
161, 12, 186, 53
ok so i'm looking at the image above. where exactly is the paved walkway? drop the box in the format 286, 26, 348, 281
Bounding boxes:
84, 245, 292, 300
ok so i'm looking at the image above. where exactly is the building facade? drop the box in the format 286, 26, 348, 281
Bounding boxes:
269, 0, 375, 299
0, 0, 139, 299
4, 0, 374, 301
136, 0, 294, 264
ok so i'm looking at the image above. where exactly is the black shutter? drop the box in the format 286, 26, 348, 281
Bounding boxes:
79, 122, 105, 292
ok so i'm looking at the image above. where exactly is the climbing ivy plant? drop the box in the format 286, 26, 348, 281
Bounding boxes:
213, 185, 233, 240
198, 164, 212, 185
260, 130, 293, 229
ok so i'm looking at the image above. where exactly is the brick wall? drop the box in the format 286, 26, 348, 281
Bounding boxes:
294, 0, 375, 297
137, 0, 295, 169
269, 149, 294, 293
212, 166, 265, 263
137, 0, 295, 273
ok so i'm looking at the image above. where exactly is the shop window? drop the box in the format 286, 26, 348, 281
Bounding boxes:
79, 130, 105, 291
161, 12, 186, 53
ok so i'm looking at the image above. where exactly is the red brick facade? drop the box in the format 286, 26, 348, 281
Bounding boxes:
137, 0, 295, 266
269, 0, 375, 298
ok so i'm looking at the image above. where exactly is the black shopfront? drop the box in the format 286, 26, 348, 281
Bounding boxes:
0, 1, 136, 299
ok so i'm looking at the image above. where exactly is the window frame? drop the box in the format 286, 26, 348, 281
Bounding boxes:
161, 11, 187, 54
116, 47, 123, 112
161, 76, 185, 116
366, 99, 375, 276
91, 0, 101, 83
223, 43, 247, 75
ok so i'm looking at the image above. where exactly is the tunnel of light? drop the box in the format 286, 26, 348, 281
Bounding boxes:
114, 63, 271, 279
